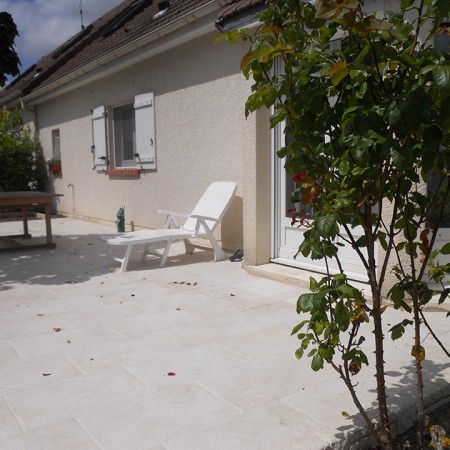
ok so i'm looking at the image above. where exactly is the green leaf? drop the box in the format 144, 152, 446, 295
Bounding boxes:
378, 232, 388, 251
338, 160, 350, 176
423, 125, 442, 151
392, 285, 404, 301
400, 0, 415, 7
355, 236, 367, 248
354, 43, 370, 64
338, 283, 358, 298
316, 213, 337, 238
390, 323, 405, 340
434, 64, 450, 91
298, 238, 312, 258
389, 23, 411, 41
334, 301, 350, 330
390, 319, 413, 340
240, 51, 257, 71
333, 273, 347, 281
276, 147, 288, 158
422, 150, 436, 174
295, 348, 304, 359
440, 243, 450, 255
291, 320, 309, 336
309, 277, 319, 292
298, 293, 315, 312
438, 288, 450, 305
311, 353, 324, 371
324, 61, 350, 86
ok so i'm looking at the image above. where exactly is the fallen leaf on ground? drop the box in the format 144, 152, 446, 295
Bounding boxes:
42, 373, 51, 377
53, 327, 61, 332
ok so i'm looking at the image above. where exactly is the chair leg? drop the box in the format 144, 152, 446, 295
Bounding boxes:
120, 245, 133, 272
197, 220, 226, 261
183, 239, 195, 254
141, 243, 150, 261
210, 237, 226, 261
160, 240, 172, 267
204, 230, 225, 261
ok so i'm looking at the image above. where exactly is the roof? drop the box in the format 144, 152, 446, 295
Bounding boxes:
0, 0, 267, 106
0, 0, 222, 105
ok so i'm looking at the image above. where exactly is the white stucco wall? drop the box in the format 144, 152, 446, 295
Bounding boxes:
34, 31, 256, 252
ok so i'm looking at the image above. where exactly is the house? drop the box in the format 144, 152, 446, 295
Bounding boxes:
1, 0, 270, 267
1, 0, 448, 290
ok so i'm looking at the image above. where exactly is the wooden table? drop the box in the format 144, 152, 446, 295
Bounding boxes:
0, 191, 60, 251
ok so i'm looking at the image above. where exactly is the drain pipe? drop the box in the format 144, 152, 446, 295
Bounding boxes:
20, 100, 39, 141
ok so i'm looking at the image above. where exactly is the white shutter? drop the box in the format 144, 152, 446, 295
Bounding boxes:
134, 93, 156, 170
91, 106, 107, 170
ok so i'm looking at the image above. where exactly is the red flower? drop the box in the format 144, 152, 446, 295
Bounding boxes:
292, 172, 307, 185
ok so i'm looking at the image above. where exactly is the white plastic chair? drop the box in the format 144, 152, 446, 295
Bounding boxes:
101, 182, 237, 272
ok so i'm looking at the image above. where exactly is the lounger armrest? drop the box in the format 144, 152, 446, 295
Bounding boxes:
158, 210, 189, 218
190, 214, 218, 236
158, 210, 189, 229
189, 214, 218, 223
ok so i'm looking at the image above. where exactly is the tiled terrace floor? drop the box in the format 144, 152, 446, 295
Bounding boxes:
0, 216, 449, 449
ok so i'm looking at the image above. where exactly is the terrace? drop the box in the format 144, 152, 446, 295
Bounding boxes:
0, 216, 449, 449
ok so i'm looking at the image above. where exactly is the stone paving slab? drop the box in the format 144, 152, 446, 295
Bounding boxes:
0, 217, 449, 449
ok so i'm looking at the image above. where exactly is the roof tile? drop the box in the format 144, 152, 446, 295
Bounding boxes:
1, 0, 216, 102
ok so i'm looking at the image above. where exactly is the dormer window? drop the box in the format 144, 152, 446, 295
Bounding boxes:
154, 1, 170, 19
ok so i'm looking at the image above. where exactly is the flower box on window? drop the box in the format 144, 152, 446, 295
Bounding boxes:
47, 159, 62, 175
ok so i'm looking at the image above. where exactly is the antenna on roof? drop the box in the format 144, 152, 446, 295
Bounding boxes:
79, 0, 85, 30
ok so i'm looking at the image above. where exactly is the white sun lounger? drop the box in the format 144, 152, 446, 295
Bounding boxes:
101, 181, 237, 272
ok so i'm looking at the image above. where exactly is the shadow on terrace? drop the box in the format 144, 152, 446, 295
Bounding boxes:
334, 338, 450, 446
0, 217, 216, 290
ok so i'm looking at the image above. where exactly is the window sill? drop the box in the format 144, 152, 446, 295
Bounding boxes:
106, 168, 141, 177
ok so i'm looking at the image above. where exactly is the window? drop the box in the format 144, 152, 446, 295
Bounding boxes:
48, 129, 62, 175
91, 92, 156, 171
113, 103, 136, 166
51, 129, 61, 161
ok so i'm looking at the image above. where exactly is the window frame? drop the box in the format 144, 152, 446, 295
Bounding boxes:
91, 92, 156, 172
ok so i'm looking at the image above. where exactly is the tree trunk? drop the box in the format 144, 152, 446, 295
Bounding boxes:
412, 283, 425, 448
372, 291, 393, 449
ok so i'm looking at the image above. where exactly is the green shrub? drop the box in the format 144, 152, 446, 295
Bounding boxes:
0, 106, 47, 191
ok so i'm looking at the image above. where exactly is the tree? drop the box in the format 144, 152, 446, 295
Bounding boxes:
221, 0, 450, 448
0, 11, 20, 87
0, 106, 47, 192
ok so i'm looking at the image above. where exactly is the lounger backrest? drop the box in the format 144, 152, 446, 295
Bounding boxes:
182, 182, 237, 236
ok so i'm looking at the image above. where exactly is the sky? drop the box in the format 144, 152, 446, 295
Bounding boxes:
1, 0, 124, 76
